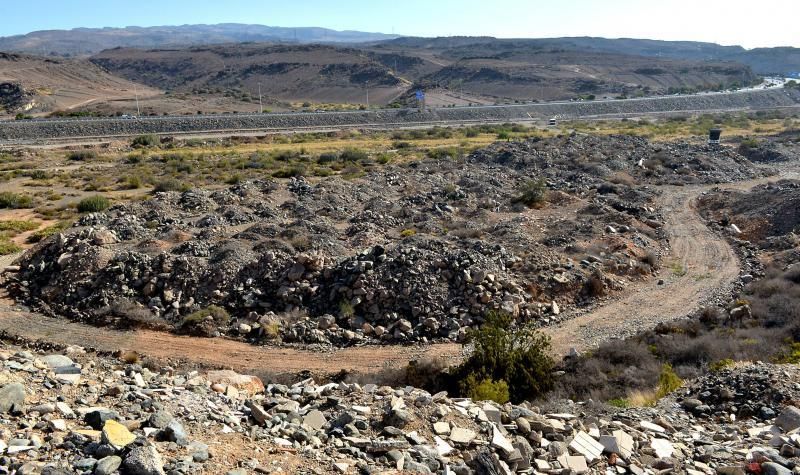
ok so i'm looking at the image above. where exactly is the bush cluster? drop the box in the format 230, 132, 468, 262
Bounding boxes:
77, 195, 110, 213
451, 312, 554, 403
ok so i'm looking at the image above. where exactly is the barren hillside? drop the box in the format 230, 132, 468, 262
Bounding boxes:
91, 44, 407, 106
0, 51, 159, 117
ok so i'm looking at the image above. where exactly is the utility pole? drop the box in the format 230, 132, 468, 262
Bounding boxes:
258, 82, 263, 113
134, 84, 140, 116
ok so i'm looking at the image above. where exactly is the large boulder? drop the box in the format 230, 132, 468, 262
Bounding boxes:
0, 382, 25, 414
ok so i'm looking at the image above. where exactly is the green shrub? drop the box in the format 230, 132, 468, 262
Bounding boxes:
427, 147, 459, 160
739, 138, 760, 149
153, 178, 189, 193
339, 300, 355, 318
180, 305, 230, 337
339, 148, 368, 162
452, 312, 554, 403
28, 169, 49, 180
77, 195, 110, 213
709, 358, 735, 372
67, 150, 98, 161
656, 363, 683, 398
26, 221, 70, 243
515, 179, 548, 207
462, 376, 510, 404
0, 192, 33, 209
607, 398, 630, 408
400, 228, 417, 238
775, 342, 800, 364
0, 239, 21, 255
182, 305, 230, 326
131, 135, 159, 148
124, 175, 142, 189
0, 220, 39, 234
317, 152, 338, 164
272, 167, 305, 178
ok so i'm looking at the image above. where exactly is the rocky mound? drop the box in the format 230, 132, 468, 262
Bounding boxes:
10, 135, 765, 345
699, 180, 800, 251
4, 344, 800, 474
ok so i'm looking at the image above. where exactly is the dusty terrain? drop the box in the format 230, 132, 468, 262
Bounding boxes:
0, 52, 159, 118
0, 132, 787, 379
0, 178, 744, 375
93, 41, 758, 106
0, 123, 798, 474
91, 44, 408, 108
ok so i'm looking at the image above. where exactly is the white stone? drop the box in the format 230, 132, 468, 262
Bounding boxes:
640, 421, 666, 433
599, 430, 634, 460
449, 427, 476, 445
49, 419, 67, 432
56, 402, 75, 419
558, 454, 588, 474
491, 424, 514, 455
273, 437, 293, 447
651, 438, 674, 458
433, 421, 450, 435
569, 431, 605, 462
303, 410, 327, 431
435, 436, 454, 456
483, 404, 502, 424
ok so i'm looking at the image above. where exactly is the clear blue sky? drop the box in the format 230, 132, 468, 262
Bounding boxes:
2, 0, 798, 48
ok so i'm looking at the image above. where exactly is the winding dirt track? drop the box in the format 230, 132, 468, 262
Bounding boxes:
544, 185, 739, 353
0, 177, 777, 375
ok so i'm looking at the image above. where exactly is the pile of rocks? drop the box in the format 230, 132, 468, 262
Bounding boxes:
6, 343, 800, 474
11, 134, 768, 344
677, 363, 800, 421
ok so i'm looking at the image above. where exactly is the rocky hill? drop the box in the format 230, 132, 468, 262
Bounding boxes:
382, 36, 800, 76
0, 24, 398, 57
91, 41, 759, 105
0, 52, 157, 116
90, 44, 405, 105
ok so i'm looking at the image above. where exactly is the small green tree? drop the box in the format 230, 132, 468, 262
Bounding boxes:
454, 312, 554, 403
515, 178, 548, 207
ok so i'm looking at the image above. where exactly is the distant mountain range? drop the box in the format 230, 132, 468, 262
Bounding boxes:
0, 24, 400, 56
0, 25, 797, 75
381, 37, 800, 76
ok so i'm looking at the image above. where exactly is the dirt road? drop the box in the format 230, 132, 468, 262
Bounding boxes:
0, 177, 776, 375
544, 185, 738, 353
